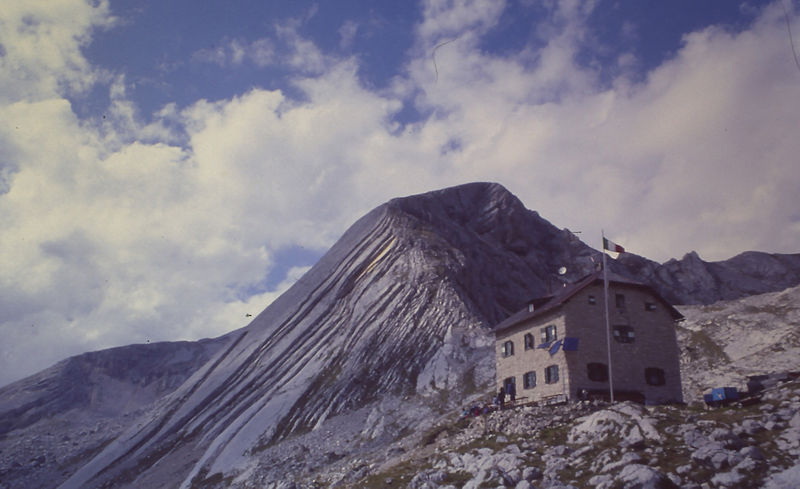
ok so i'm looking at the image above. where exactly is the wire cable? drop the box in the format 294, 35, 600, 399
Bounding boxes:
781, 0, 800, 73
432, 38, 459, 83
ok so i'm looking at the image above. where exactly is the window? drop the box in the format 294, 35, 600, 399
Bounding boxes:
502, 340, 514, 357
504, 377, 516, 392
645, 302, 657, 311
541, 324, 557, 343
615, 293, 626, 309
588, 295, 596, 305
523, 371, 537, 389
524, 333, 535, 350
645, 368, 666, 386
612, 325, 635, 343
587, 363, 609, 382
545, 365, 559, 384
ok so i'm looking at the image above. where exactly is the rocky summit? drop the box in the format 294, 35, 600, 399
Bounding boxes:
1, 182, 799, 489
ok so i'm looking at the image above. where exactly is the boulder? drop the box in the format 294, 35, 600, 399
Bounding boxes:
568, 403, 660, 448
616, 464, 674, 489
761, 463, 800, 489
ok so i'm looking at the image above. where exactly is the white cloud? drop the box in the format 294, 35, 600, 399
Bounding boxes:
339, 20, 359, 49
0, 23, 405, 384
192, 38, 276, 68
417, 0, 507, 45
1, 0, 799, 386
397, 0, 800, 263
0, 0, 112, 103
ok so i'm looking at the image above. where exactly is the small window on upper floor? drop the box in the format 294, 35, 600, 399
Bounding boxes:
524, 333, 535, 350
612, 325, 635, 343
645, 302, 657, 311
502, 340, 515, 357
588, 295, 596, 305
541, 324, 557, 343
615, 293, 626, 310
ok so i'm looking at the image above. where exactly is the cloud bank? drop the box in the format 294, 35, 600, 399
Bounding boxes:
1, 0, 798, 385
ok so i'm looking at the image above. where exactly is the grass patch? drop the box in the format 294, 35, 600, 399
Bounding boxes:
537, 423, 570, 447
680, 327, 730, 365
742, 304, 790, 318
420, 423, 455, 446
348, 458, 432, 488
453, 433, 512, 454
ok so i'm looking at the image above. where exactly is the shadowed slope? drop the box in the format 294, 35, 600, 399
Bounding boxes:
0, 338, 228, 437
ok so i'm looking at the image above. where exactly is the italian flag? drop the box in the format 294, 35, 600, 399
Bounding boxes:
603, 237, 625, 253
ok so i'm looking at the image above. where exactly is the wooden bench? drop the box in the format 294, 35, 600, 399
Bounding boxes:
501, 396, 530, 409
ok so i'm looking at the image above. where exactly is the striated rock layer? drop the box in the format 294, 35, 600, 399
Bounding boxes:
58, 182, 604, 488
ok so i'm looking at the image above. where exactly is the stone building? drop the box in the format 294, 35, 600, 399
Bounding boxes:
494, 271, 684, 405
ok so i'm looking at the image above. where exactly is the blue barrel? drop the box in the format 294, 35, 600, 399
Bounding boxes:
711, 387, 739, 401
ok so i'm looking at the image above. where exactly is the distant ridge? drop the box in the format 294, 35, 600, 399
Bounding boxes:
0, 337, 228, 436
616, 249, 800, 305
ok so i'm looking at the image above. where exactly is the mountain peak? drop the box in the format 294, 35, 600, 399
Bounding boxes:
55, 182, 602, 489
11, 183, 800, 489
387, 182, 527, 232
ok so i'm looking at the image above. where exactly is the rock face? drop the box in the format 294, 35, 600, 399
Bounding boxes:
616, 250, 800, 305
56, 182, 606, 489
1, 181, 799, 489
0, 337, 228, 435
676, 283, 800, 402
0, 337, 228, 489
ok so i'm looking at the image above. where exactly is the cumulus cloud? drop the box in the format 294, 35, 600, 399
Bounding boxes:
417, 0, 507, 45
0, 0, 112, 103
1, 0, 799, 385
397, 0, 800, 262
0, 8, 406, 384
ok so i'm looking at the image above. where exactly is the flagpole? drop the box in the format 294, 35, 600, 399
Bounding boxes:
602, 230, 615, 403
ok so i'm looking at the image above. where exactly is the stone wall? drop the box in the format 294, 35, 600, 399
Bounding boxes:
563, 282, 683, 403
495, 310, 569, 403
495, 281, 683, 404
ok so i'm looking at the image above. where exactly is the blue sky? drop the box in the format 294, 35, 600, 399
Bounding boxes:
1, 0, 799, 386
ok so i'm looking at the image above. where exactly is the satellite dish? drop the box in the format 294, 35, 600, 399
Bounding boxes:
558, 266, 567, 275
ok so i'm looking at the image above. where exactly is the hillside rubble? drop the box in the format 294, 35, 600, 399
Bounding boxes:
322, 379, 800, 489
0, 410, 130, 489
677, 284, 800, 402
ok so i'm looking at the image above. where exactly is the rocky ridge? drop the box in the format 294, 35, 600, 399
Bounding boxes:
0, 337, 229, 436
617, 250, 800, 306
0, 337, 229, 489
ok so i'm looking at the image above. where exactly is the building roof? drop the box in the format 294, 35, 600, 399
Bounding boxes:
493, 270, 684, 334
